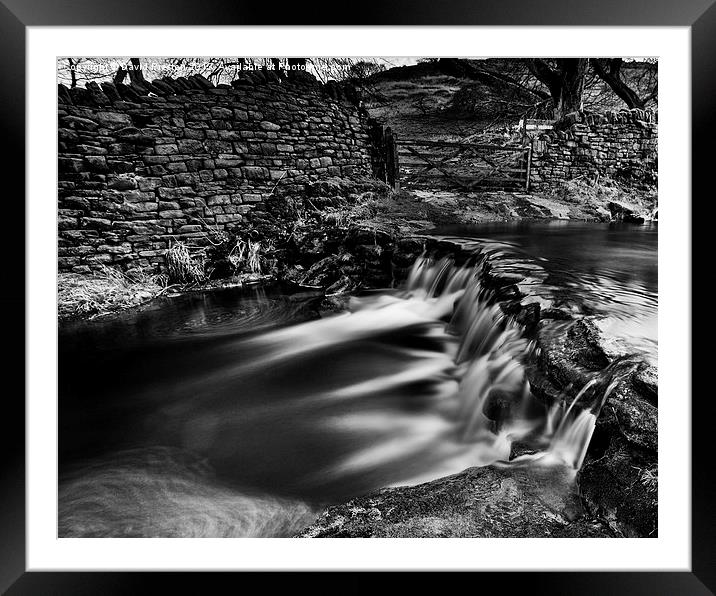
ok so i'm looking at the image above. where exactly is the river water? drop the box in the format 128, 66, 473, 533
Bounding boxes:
58, 221, 657, 537
429, 220, 657, 364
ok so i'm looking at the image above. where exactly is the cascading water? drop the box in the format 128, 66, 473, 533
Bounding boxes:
59, 250, 636, 538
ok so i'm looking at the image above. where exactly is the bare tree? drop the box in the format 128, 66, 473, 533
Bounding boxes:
525, 58, 587, 121
438, 58, 550, 102
67, 58, 78, 88
347, 60, 386, 80
592, 58, 657, 109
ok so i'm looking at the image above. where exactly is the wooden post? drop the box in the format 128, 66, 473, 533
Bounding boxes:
393, 131, 400, 192
385, 127, 394, 188
368, 121, 386, 183
368, 122, 400, 191
385, 127, 400, 192
525, 144, 533, 192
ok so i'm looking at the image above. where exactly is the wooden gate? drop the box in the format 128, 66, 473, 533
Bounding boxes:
398, 139, 532, 192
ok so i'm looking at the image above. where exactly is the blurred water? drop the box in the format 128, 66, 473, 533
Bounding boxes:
58, 222, 656, 537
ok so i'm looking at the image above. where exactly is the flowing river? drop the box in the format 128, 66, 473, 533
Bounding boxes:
58, 221, 657, 538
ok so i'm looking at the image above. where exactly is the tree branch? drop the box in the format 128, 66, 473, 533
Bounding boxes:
592, 58, 645, 109
524, 59, 562, 102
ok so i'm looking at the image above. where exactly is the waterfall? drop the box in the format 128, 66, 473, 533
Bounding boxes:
233, 252, 624, 483
59, 250, 636, 537
375, 253, 630, 476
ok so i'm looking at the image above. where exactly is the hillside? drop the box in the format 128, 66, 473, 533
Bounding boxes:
364, 58, 657, 142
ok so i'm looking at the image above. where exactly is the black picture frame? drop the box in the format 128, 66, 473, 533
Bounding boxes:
3, 1, 708, 593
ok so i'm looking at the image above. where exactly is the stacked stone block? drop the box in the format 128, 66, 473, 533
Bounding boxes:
58, 74, 374, 272
529, 109, 658, 189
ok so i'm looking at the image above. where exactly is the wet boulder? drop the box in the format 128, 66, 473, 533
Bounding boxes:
598, 376, 658, 452
300, 253, 357, 288
353, 243, 392, 287
607, 201, 645, 224
632, 363, 658, 405
541, 307, 573, 321
325, 275, 357, 296
576, 361, 657, 537
296, 464, 613, 538
579, 436, 657, 537
391, 237, 425, 268
537, 318, 610, 389
319, 294, 352, 315
391, 237, 426, 282
344, 224, 394, 250
515, 303, 541, 336
530, 314, 658, 538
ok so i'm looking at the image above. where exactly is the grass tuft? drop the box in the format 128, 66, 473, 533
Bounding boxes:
165, 241, 206, 284
246, 240, 262, 274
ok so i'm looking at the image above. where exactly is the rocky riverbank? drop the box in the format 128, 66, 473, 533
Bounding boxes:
297, 464, 614, 538
58, 174, 656, 322
229, 175, 656, 295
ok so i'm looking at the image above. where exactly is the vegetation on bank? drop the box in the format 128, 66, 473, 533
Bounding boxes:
58, 171, 657, 323
154, 177, 396, 294
57, 178, 395, 321
544, 176, 658, 222
58, 266, 168, 321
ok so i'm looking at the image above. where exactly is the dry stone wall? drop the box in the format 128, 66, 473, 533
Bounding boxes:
58, 73, 376, 272
529, 109, 658, 189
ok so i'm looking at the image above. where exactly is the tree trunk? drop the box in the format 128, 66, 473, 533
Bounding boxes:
525, 59, 562, 105
525, 58, 587, 122
113, 67, 127, 85
68, 58, 77, 88
128, 58, 146, 85
553, 59, 587, 120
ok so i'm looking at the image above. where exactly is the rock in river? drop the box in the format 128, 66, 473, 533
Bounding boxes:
297, 464, 613, 538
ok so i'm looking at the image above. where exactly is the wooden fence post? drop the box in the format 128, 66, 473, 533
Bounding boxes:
385, 127, 400, 192
525, 144, 533, 192
368, 120, 386, 184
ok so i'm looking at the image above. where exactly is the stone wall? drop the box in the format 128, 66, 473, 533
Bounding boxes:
529, 109, 658, 189
58, 73, 376, 273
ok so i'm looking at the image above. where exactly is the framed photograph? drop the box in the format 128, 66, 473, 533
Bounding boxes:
4, 0, 707, 592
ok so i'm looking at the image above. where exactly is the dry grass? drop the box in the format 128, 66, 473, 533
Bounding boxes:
246, 241, 262, 274
226, 239, 247, 272
638, 467, 658, 494
224, 238, 262, 274
633, 465, 658, 515
58, 265, 168, 320
165, 241, 206, 284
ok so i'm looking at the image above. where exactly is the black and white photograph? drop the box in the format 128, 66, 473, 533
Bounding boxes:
55, 55, 660, 540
